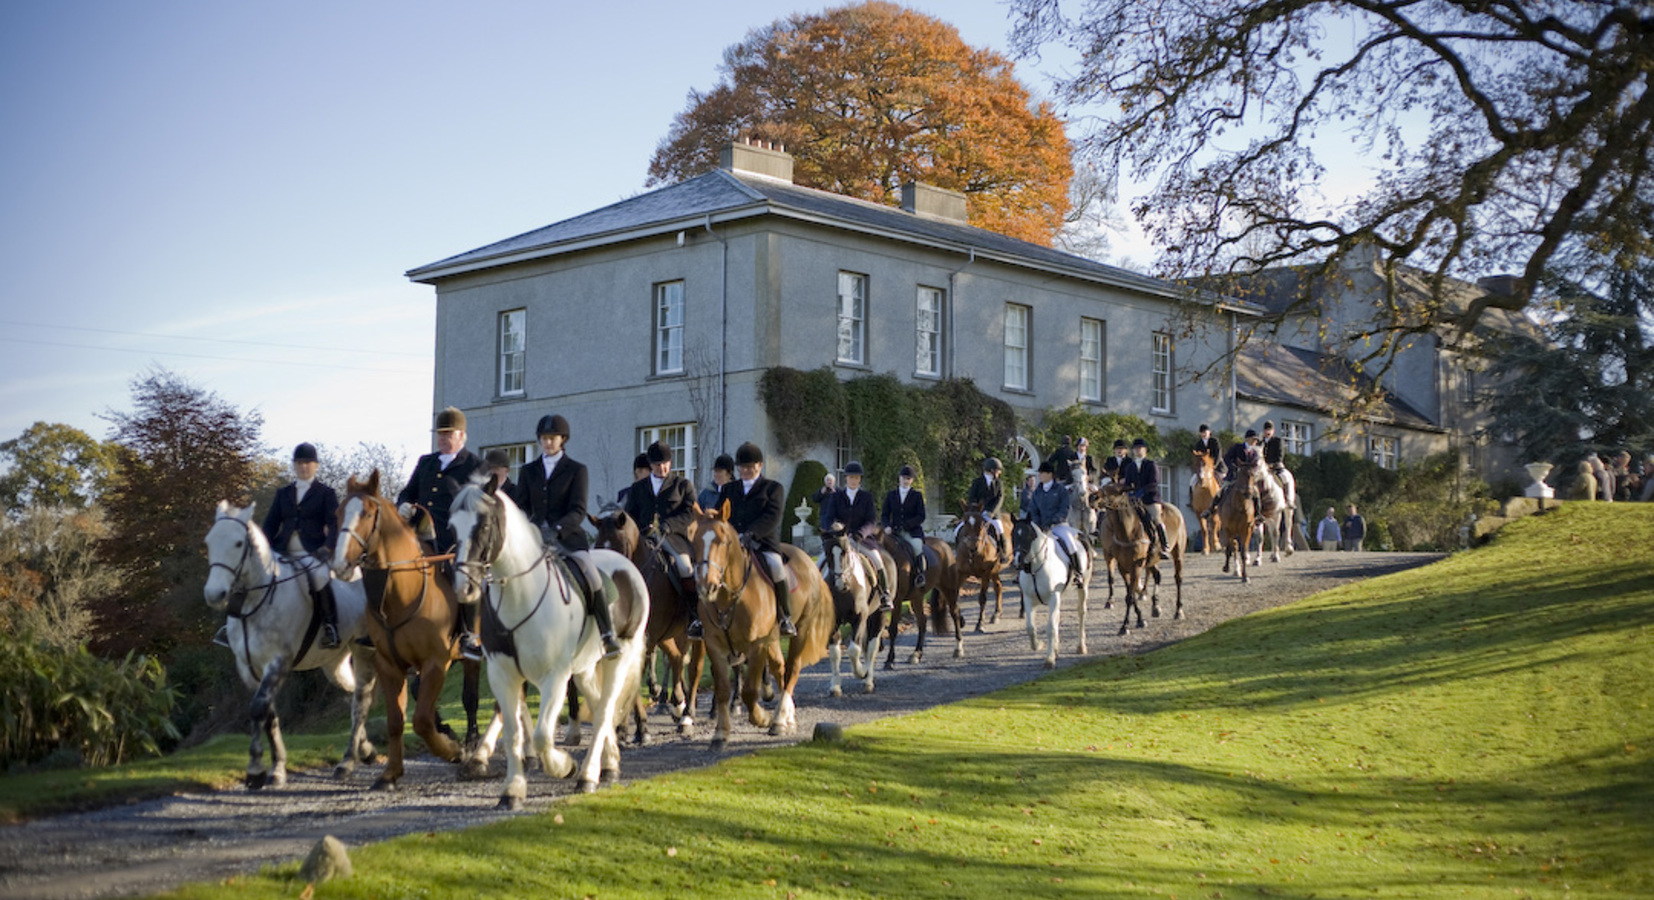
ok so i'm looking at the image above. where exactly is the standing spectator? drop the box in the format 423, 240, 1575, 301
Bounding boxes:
1342, 504, 1366, 552
1611, 451, 1635, 502
1018, 472, 1037, 511
1570, 459, 1598, 501
1316, 507, 1340, 550
1591, 453, 1614, 501
698, 453, 734, 512
484, 449, 516, 498
1640, 456, 1654, 502
811, 472, 838, 507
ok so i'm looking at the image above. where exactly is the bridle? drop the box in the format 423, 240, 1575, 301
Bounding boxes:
209, 516, 310, 617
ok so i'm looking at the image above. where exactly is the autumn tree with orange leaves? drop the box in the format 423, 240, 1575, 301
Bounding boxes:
648, 1, 1072, 246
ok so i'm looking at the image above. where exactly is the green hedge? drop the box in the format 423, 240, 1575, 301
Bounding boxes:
1, 632, 179, 770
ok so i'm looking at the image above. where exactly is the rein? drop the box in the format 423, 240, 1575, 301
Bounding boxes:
211, 516, 325, 670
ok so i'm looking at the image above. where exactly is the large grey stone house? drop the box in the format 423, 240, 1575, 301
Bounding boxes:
405, 141, 1518, 515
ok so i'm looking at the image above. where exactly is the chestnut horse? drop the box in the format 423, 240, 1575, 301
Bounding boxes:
687, 508, 833, 750
954, 505, 1012, 632
331, 472, 485, 790
589, 507, 704, 739
1092, 485, 1188, 634
880, 531, 964, 669
1217, 464, 1261, 583
1189, 452, 1221, 554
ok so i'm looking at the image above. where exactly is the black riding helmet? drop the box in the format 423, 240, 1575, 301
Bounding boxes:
536, 414, 570, 438
844, 461, 865, 476
735, 442, 764, 466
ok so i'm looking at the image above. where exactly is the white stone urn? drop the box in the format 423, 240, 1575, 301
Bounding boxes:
1523, 462, 1555, 499
791, 500, 821, 554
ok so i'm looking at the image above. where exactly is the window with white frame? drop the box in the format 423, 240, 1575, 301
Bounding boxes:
1080, 317, 1105, 402
835, 435, 855, 478
837, 271, 867, 365
498, 308, 526, 397
1004, 303, 1030, 391
915, 286, 944, 377
1151, 332, 1174, 413
1459, 367, 1476, 405
653, 281, 684, 376
1367, 435, 1398, 469
639, 423, 698, 487
1282, 420, 1313, 455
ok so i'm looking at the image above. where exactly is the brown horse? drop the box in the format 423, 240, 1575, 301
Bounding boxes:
1091, 485, 1154, 635
331, 472, 484, 790
1189, 452, 1221, 554
687, 508, 833, 750
880, 532, 964, 668
954, 505, 1012, 632
1217, 464, 1261, 583
589, 508, 704, 740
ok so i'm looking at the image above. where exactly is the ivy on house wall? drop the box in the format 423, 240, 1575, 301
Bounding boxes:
760, 368, 1017, 517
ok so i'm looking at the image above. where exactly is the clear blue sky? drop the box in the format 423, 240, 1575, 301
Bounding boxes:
1, 0, 1116, 478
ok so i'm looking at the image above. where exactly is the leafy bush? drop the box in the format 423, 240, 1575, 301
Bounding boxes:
1025, 406, 1161, 460
0, 632, 179, 770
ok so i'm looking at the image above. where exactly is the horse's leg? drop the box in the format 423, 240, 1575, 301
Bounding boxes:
951, 589, 966, 659
535, 672, 576, 780
563, 678, 584, 748
411, 660, 460, 763
643, 646, 662, 710
1149, 564, 1163, 618
1134, 567, 1147, 629
707, 645, 734, 750
681, 641, 705, 735
461, 658, 482, 746
974, 577, 989, 633
1044, 580, 1060, 669
882, 595, 902, 671
488, 662, 528, 809
770, 633, 799, 736
908, 590, 928, 665
746, 652, 775, 731
373, 661, 408, 790
1104, 555, 1115, 608
570, 667, 618, 792
337, 646, 377, 778
1023, 577, 1040, 652
1075, 571, 1089, 657
244, 658, 288, 790
829, 623, 845, 697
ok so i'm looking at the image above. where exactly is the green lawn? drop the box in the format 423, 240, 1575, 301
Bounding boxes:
146, 502, 1651, 899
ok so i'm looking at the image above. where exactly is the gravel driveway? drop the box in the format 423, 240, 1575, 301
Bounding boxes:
0, 549, 1440, 900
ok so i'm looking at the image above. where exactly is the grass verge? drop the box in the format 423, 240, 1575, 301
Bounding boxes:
150, 502, 1651, 898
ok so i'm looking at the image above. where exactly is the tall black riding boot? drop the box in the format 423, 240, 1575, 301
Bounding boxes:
1155, 523, 1171, 559
909, 543, 927, 588
573, 556, 622, 659
458, 603, 483, 661
679, 576, 704, 641
772, 573, 797, 637
314, 582, 340, 649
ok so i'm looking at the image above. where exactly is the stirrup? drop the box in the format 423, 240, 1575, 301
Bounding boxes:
686, 618, 704, 641
460, 632, 483, 661
212, 625, 231, 648
320, 624, 341, 649
600, 632, 622, 660
778, 614, 798, 637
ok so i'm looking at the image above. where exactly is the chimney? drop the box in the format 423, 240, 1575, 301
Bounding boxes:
719, 138, 794, 183
900, 181, 968, 225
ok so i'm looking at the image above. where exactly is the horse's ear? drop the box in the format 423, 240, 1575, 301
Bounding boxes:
716, 499, 732, 522
365, 469, 381, 496
588, 513, 602, 527
236, 503, 255, 523
483, 472, 501, 496
216, 499, 230, 516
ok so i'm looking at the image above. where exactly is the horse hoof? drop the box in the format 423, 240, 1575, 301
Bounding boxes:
358, 742, 377, 763
1103, 600, 1114, 610
907, 652, 921, 665
882, 660, 896, 672
830, 686, 843, 698
333, 763, 354, 781
602, 767, 619, 783
973, 624, 985, 634
371, 778, 398, 792
633, 732, 650, 747
990, 613, 1000, 625
1174, 609, 1184, 620
1118, 626, 1129, 636
953, 647, 964, 659
709, 737, 726, 752
579, 779, 599, 794
1042, 659, 1056, 670
498, 794, 524, 811
459, 759, 491, 781
863, 682, 876, 694
1152, 609, 1161, 618
245, 772, 268, 791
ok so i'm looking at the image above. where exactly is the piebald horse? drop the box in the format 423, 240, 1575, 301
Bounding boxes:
688, 507, 833, 750
589, 507, 704, 739
203, 501, 377, 789
448, 478, 649, 805
954, 505, 1012, 632
331, 472, 485, 790
817, 524, 885, 696
1252, 465, 1296, 566
1010, 515, 1091, 668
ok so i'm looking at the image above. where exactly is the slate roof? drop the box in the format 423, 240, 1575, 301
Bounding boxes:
1234, 343, 1440, 431
407, 169, 1260, 314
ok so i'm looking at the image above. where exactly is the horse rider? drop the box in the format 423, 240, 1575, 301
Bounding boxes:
616, 453, 650, 506
1047, 435, 1078, 483
261, 442, 342, 648
511, 414, 621, 659
1071, 437, 1099, 485
1192, 423, 1225, 485
698, 453, 734, 512
1101, 453, 1121, 486
703, 441, 796, 638
622, 440, 700, 622
398, 406, 483, 656
1259, 420, 1296, 545
1026, 460, 1088, 576
484, 448, 516, 497
820, 461, 895, 611
881, 464, 930, 589
1115, 437, 1140, 489
960, 456, 1009, 557
1125, 438, 1171, 559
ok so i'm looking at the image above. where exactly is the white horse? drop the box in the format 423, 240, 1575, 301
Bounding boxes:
202, 501, 377, 789
1251, 468, 1297, 565
1010, 516, 1091, 668
1068, 464, 1095, 537
447, 478, 650, 807
818, 526, 884, 697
